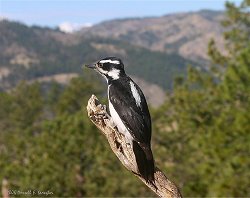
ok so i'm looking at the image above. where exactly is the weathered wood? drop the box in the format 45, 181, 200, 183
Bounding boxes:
2, 179, 9, 198
86, 95, 182, 198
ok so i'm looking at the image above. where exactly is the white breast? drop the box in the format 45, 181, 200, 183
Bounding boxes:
109, 101, 132, 142
108, 86, 133, 142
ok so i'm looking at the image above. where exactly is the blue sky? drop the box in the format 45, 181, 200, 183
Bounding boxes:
0, 0, 241, 28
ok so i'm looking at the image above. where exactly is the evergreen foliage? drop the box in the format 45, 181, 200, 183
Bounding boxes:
153, 0, 250, 196
0, 1, 249, 196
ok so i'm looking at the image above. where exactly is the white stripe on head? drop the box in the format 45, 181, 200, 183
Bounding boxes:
96, 67, 108, 82
108, 69, 120, 80
130, 81, 141, 107
99, 59, 120, 64
97, 67, 108, 75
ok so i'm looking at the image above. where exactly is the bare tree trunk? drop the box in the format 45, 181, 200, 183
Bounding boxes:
86, 95, 182, 198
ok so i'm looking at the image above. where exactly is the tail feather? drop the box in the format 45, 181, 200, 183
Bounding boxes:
132, 141, 155, 182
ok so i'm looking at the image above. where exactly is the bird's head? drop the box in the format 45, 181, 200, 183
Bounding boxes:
85, 57, 125, 81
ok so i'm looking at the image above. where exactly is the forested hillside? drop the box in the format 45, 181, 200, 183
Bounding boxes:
0, 1, 249, 197
0, 20, 193, 92
0, 9, 225, 93
0, 10, 225, 106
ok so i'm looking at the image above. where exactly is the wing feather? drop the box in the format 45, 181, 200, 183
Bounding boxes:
109, 78, 151, 144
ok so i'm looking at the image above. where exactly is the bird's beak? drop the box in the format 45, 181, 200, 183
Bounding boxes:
84, 63, 97, 69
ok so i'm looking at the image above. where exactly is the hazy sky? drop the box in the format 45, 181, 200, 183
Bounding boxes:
0, 0, 241, 28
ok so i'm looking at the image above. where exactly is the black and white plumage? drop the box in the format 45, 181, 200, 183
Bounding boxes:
86, 57, 155, 182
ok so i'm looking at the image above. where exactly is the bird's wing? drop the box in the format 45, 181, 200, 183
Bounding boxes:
109, 80, 151, 144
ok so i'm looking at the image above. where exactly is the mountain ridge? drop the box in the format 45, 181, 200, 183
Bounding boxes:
79, 10, 224, 62
0, 10, 225, 106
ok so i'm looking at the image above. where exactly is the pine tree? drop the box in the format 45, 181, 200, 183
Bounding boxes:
153, 0, 250, 196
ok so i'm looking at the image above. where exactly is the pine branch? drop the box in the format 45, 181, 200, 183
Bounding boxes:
86, 95, 182, 198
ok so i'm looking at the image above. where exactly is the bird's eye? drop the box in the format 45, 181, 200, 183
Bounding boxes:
98, 63, 103, 68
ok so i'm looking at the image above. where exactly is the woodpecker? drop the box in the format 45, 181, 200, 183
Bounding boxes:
86, 57, 155, 182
